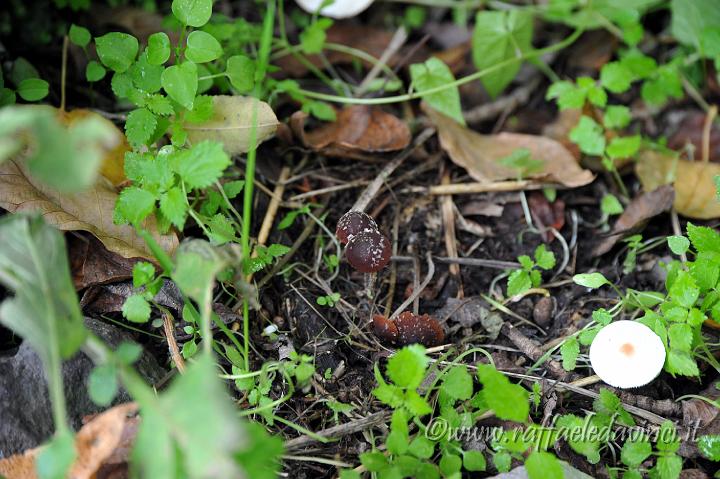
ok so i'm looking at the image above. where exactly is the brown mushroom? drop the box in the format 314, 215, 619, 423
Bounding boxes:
345, 230, 391, 273
373, 311, 445, 347
336, 210, 379, 245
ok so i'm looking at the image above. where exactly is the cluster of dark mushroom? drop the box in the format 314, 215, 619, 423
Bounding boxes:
335, 210, 444, 348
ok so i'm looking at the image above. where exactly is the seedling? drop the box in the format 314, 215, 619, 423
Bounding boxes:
316, 292, 341, 307
506, 244, 556, 297
589, 320, 666, 388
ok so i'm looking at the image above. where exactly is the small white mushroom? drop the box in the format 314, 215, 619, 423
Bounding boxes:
295, 0, 374, 19
589, 320, 666, 389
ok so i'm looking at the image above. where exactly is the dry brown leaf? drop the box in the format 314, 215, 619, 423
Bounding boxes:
59, 109, 129, 186
184, 95, 278, 156
68, 234, 137, 290
635, 150, 720, 219
593, 185, 675, 256
291, 105, 411, 159
0, 403, 139, 479
0, 159, 178, 259
425, 106, 594, 187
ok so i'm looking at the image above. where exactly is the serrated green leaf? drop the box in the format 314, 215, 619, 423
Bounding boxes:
185, 31, 223, 63
185, 95, 213, 123
95, 32, 139, 73
534, 244, 556, 270
569, 116, 606, 156
146, 94, 174, 116
133, 262, 155, 288
171, 140, 230, 189
441, 365, 473, 400
507, 269, 531, 297
125, 108, 157, 147
160, 186, 188, 229
697, 434, 720, 461
600, 61, 634, 93
525, 451, 563, 479
669, 270, 699, 308
387, 344, 428, 389
606, 135, 641, 159
476, 364, 529, 422
561, 337, 579, 371
208, 213, 237, 244
604, 105, 632, 129
114, 186, 156, 225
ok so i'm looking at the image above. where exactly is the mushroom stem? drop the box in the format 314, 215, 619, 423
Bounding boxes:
363, 272, 377, 299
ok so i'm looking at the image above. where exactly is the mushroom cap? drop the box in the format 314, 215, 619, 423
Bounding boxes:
589, 320, 666, 389
345, 230, 391, 273
295, 0, 374, 19
336, 210, 378, 245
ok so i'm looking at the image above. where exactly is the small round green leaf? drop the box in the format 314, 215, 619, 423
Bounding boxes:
0, 88, 16, 107
668, 235, 690, 255
85, 61, 106, 82
69, 24, 91, 48
697, 434, 720, 461
88, 364, 118, 406
161, 62, 198, 110
95, 32, 139, 73
225, 55, 254, 92
573, 272, 609, 289
122, 294, 151, 323
463, 451, 486, 472
17, 78, 49, 101
172, 0, 212, 27
185, 31, 223, 63
147, 32, 171, 65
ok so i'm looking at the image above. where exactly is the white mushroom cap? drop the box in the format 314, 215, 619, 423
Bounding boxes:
589, 320, 666, 389
295, 0, 374, 18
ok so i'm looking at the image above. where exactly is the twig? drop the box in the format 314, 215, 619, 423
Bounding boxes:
284, 411, 391, 451
440, 167, 463, 297
288, 179, 368, 201
409, 180, 560, 195
356, 26, 408, 97
161, 308, 185, 374
702, 105, 718, 163
392, 255, 520, 270
501, 322, 568, 380
352, 127, 435, 212
391, 252, 435, 319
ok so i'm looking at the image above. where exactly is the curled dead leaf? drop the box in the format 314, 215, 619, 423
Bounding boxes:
373, 311, 445, 347
592, 185, 675, 256
635, 150, 720, 219
0, 159, 177, 260
184, 96, 278, 156
291, 105, 411, 159
425, 105, 594, 187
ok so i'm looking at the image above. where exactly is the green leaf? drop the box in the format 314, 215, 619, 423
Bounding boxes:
132, 355, 249, 478
226, 55, 255, 92
133, 262, 155, 288
569, 116, 606, 156
606, 135, 641, 159
17, 78, 49, 101
671, 0, 720, 49
534, 244, 556, 270
36, 431, 76, 479
161, 62, 198, 110
0, 215, 86, 369
546, 80, 585, 110
267, 243, 290, 257
208, 214, 237, 244
603, 105, 632, 129
223, 180, 244, 198
147, 32, 171, 65
669, 323, 693, 352
667, 235, 690, 255
146, 94, 174, 116
641, 65, 683, 107
493, 451, 512, 472
525, 451, 563, 479
555, 414, 601, 464
360, 452, 388, 472
95, 32, 139, 73
185, 31, 223, 63
409, 57, 464, 125
114, 186, 156, 225
669, 270, 699, 308
305, 100, 336, 121
653, 455, 682, 479
85, 61, 106, 82
409, 436, 435, 459
697, 434, 720, 461
88, 364, 118, 406
125, 108, 158, 147
184, 95, 214, 123
160, 186, 188, 229
172, 0, 213, 27
600, 61, 634, 93
171, 140, 231, 189
387, 410, 409, 455
300, 18, 333, 54
472, 10, 533, 98
561, 337, 579, 371
122, 294, 151, 323
387, 344, 429, 389
601, 194, 624, 215
621, 438, 652, 467
439, 453, 461, 476
129, 53, 163, 93
573, 272, 609, 289
69, 24, 91, 48
687, 222, 720, 253
172, 243, 227, 303
507, 269, 531, 297
0, 88, 16, 107
476, 364, 529, 422
666, 349, 700, 376
463, 450, 486, 472
441, 365, 473, 400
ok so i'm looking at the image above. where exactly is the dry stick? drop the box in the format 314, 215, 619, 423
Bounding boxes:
384, 210, 401, 316
392, 255, 520, 270
288, 179, 369, 202
248, 167, 290, 283
356, 25, 408, 97
161, 309, 186, 374
439, 167, 463, 298
351, 127, 435, 213
390, 251, 435, 319
409, 180, 560, 196
702, 105, 718, 163
284, 411, 391, 451
501, 322, 569, 380
463, 77, 541, 124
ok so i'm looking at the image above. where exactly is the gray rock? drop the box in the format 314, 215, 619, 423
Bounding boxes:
0, 317, 165, 458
